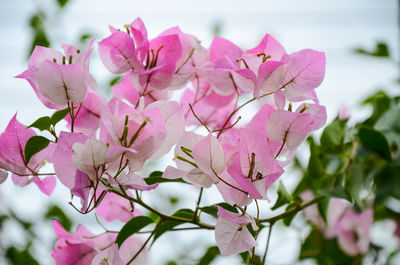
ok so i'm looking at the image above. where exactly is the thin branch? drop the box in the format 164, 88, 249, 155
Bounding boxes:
189, 103, 210, 132
261, 223, 274, 265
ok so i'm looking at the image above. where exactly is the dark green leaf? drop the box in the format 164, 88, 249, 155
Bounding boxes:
358, 126, 392, 161
5, 247, 40, 265
282, 203, 297, 226
271, 181, 293, 210
354, 42, 390, 58
116, 216, 154, 247
80, 33, 93, 43
307, 138, 325, 178
27, 116, 51, 131
362, 91, 391, 126
56, 0, 69, 8
152, 209, 194, 243
345, 161, 364, 210
24, 136, 50, 165
110, 75, 122, 86
196, 246, 220, 265
320, 119, 347, 152
45, 205, 72, 231
51, 108, 70, 126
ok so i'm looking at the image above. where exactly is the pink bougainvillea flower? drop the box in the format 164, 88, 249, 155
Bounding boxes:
17, 41, 96, 107
51, 220, 115, 265
180, 82, 235, 130
266, 110, 313, 152
0, 115, 55, 195
65, 88, 106, 136
215, 206, 257, 256
51, 132, 90, 189
145, 100, 185, 159
72, 138, 109, 177
100, 97, 166, 171
91, 244, 124, 265
163, 132, 220, 188
301, 191, 373, 256
334, 208, 373, 256
95, 191, 141, 223
205, 36, 255, 96
259, 49, 325, 102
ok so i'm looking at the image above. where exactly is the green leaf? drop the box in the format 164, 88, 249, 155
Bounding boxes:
45, 205, 72, 231
358, 126, 392, 161
24, 136, 50, 165
143, 171, 187, 185
362, 91, 391, 126
345, 161, 364, 210
317, 173, 352, 202
307, 137, 325, 179
152, 209, 194, 243
196, 246, 220, 265
50, 108, 70, 126
116, 216, 154, 247
320, 119, 347, 152
110, 75, 122, 86
56, 0, 69, 8
5, 247, 40, 265
300, 228, 323, 259
354, 42, 390, 58
271, 181, 293, 210
27, 116, 51, 131
282, 203, 297, 226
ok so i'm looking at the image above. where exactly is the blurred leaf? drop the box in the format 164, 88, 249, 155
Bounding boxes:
45, 205, 72, 231
166, 262, 178, 265
168, 196, 179, 205
80, 33, 93, 43
271, 181, 293, 210
110, 75, 122, 86
56, 0, 69, 8
358, 126, 392, 162
320, 119, 347, 152
152, 209, 194, 243
196, 246, 220, 265
116, 216, 154, 247
24, 136, 50, 164
27, 116, 51, 131
362, 91, 391, 126
318, 173, 352, 202
300, 228, 322, 259
51, 108, 70, 126
283, 203, 298, 226
345, 160, 364, 210
354, 42, 390, 58
307, 137, 325, 179
5, 247, 40, 265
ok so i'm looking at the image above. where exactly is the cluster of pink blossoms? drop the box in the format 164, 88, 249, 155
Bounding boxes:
0, 17, 327, 263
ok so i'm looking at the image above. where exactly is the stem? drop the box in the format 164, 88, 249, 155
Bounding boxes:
193, 187, 204, 221
216, 91, 274, 138
259, 195, 325, 223
107, 188, 214, 229
126, 222, 161, 265
189, 103, 210, 132
261, 223, 274, 265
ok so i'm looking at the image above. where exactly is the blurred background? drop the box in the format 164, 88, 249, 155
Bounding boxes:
0, 0, 398, 264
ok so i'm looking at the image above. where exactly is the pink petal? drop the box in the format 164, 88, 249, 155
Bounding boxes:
33, 176, 56, 196
98, 31, 141, 74
91, 244, 124, 265
215, 216, 257, 256
192, 134, 225, 180
37, 61, 87, 105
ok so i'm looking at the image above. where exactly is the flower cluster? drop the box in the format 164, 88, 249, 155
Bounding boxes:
1, 17, 328, 263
